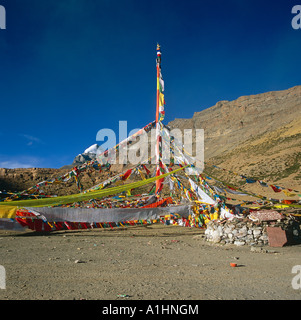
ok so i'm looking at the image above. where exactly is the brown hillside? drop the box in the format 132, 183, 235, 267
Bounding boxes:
0, 85, 300, 196
168, 85, 301, 192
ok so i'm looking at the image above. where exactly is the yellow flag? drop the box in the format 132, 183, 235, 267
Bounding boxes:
283, 190, 296, 197
0, 206, 17, 219
159, 92, 164, 107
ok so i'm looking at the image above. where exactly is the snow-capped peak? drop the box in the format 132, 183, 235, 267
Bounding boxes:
84, 144, 99, 154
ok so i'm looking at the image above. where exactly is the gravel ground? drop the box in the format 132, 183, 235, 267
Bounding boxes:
0, 224, 300, 300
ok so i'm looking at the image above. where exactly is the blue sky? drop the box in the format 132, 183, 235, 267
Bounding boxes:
0, 0, 300, 168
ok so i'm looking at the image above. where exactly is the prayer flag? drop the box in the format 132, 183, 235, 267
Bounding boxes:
270, 185, 282, 193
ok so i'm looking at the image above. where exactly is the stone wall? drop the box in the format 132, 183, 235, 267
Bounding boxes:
204, 214, 301, 246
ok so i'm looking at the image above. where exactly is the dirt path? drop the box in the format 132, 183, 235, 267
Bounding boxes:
0, 224, 300, 300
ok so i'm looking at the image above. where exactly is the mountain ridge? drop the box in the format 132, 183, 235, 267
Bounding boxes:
0, 85, 300, 194
168, 85, 301, 159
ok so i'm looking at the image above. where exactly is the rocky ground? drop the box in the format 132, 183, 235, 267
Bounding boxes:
0, 224, 301, 300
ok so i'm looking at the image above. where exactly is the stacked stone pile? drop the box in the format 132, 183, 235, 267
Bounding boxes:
204, 212, 301, 246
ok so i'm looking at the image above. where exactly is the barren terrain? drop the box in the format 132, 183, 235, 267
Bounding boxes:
0, 224, 300, 300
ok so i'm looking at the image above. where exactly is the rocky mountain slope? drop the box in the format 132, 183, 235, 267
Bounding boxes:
168, 85, 301, 159
0, 85, 300, 196
0, 166, 128, 197
168, 85, 301, 191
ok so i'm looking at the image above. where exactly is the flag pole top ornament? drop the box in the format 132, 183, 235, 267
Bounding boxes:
156, 43, 161, 65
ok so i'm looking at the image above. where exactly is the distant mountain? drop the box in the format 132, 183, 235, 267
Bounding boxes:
1, 85, 300, 194
83, 144, 100, 154
60, 144, 103, 169
168, 85, 301, 189
168, 85, 301, 159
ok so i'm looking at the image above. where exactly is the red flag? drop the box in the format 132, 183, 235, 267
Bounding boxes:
142, 164, 150, 175
122, 169, 132, 180
155, 168, 162, 193
226, 185, 237, 191
270, 185, 282, 193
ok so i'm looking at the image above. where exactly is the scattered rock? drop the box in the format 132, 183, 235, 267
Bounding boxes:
74, 259, 86, 264
234, 240, 245, 246
250, 247, 266, 253
251, 247, 278, 254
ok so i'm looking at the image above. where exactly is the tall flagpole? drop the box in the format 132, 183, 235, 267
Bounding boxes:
155, 44, 163, 194
156, 44, 161, 123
